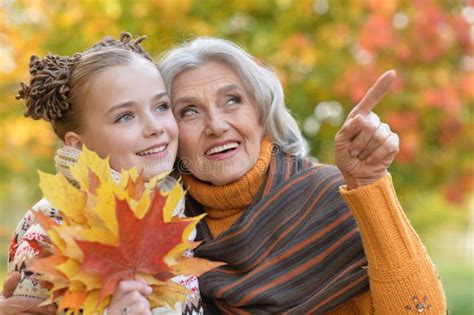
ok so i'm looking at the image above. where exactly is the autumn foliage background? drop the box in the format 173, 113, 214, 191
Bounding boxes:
0, 0, 473, 313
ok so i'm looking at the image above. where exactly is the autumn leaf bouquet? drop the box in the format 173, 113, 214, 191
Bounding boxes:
29, 148, 221, 314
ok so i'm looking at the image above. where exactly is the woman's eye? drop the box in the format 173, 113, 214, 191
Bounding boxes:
180, 107, 198, 118
115, 112, 134, 123
227, 95, 242, 105
155, 102, 170, 112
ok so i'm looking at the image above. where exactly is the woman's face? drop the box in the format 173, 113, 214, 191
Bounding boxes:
171, 61, 266, 185
66, 57, 178, 179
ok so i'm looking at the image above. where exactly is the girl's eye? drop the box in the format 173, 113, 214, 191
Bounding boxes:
155, 102, 170, 112
115, 112, 134, 123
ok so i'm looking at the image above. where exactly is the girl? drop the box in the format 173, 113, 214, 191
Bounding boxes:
5, 33, 201, 315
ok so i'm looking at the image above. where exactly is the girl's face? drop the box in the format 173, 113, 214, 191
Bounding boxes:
65, 57, 178, 179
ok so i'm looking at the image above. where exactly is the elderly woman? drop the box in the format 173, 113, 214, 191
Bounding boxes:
159, 38, 446, 314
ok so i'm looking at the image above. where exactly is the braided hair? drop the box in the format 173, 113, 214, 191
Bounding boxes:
16, 32, 155, 140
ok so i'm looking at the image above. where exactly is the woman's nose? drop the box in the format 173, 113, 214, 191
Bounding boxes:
205, 111, 229, 137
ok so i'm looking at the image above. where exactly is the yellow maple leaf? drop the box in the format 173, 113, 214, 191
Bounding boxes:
30, 147, 223, 314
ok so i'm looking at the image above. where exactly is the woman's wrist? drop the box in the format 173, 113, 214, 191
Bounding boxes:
341, 170, 388, 190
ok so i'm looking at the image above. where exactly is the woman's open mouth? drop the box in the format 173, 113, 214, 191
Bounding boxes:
205, 142, 240, 160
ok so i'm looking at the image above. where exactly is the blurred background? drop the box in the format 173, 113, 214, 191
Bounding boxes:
0, 0, 473, 313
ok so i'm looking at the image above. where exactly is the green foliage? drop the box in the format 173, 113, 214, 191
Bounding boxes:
439, 260, 474, 314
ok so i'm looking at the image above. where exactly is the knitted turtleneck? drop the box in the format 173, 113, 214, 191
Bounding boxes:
54, 145, 122, 186
183, 138, 273, 238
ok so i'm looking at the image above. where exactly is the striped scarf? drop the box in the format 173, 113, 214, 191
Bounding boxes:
186, 151, 369, 314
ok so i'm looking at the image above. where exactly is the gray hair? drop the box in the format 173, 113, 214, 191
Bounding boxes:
159, 37, 308, 157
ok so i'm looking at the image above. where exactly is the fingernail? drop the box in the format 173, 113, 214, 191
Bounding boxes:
350, 150, 359, 157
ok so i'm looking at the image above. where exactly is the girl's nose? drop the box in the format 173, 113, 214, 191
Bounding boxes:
143, 115, 165, 138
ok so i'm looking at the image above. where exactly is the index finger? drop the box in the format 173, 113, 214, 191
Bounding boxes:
116, 280, 152, 296
0, 296, 56, 314
349, 69, 396, 118
24, 301, 56, 314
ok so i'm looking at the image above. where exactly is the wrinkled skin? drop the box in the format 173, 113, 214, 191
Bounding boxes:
335, 70, 399, 188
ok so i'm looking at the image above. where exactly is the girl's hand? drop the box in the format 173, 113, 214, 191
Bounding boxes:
335, 70, 399, 189
107, 280, 153, 315
0, 272, 57, 315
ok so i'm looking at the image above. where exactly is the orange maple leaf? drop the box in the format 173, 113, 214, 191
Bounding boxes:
124, 172, 146, 201
29, 147, 222, 313
75, 189, 198, 303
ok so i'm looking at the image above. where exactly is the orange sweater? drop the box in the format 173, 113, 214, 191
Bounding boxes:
183, 138, 273, 238
330, 175, 446, 313
184, 143, 446, 314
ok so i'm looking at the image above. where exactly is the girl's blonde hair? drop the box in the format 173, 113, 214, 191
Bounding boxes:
17, 32, 156, 140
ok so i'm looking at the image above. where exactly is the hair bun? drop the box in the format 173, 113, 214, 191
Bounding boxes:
91, 32, 151, 62
120, 32, 133, 43
17, 31, 150, 124
17, 53, 80, 122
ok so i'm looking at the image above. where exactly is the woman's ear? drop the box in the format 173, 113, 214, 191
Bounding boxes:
64, 131, 83, 150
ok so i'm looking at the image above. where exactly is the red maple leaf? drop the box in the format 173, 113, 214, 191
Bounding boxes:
75, 189, 193, 302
